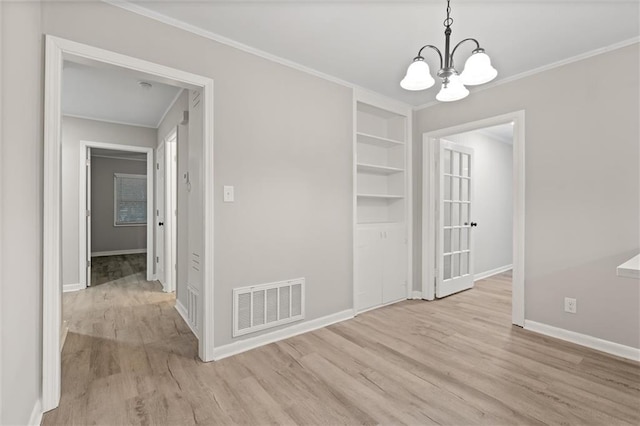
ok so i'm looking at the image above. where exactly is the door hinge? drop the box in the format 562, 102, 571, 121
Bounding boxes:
157, 209, 159, 217
86, 210, 91, 217
86, 159, 91, 166
156, 256, 159, 263
157, 163, 160, 170
87, 260, 91, 267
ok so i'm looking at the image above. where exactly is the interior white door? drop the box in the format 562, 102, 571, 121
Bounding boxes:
436, 140, 475, 298
156, 143, 166, 288
86, 147, 92, 286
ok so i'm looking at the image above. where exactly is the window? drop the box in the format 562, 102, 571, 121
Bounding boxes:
114, 173, 147, 226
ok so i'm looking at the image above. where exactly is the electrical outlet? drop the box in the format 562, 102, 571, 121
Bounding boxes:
564, 297, 577, 314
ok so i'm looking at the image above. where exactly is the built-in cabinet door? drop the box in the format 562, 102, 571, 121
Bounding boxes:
382, 226, 407, 303
356, 226, 384, 312
356, 224, 407, 312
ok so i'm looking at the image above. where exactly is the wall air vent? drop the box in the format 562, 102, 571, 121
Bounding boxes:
233, 278, 305, 337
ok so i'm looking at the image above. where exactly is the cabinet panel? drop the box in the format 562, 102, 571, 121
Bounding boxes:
355, 227, 384, 311
382, 227, 408, 303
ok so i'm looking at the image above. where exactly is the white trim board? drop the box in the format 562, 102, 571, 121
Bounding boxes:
175, 299, 199, 339
28, 399, 43, 426
63, 283, 84, 293
474, 264, 513, 282
524, 320, 640, 362
212, 309, 354, 361
91, 249, 147, 257
413, 37, 640, 111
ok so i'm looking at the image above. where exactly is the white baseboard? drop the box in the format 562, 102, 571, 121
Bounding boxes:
63, 282, 84, 293
175, 299, 199, 339
474, 264, 513, 281
28, 399, 43, 426
212, 309, 354, 361
411, 291, 423, 300
91, 248, 147, 257
524, 320, 640, 362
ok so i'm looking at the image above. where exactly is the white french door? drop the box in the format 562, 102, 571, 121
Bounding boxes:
436, 140, 475, 298
156, 143, 166, 288
85, 147, 92, 286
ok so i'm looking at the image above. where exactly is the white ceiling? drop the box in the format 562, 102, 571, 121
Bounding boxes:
62, 60, 183, 128
126, 0, 639, 106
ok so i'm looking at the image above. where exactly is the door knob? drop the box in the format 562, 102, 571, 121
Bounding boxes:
158, 222, 164, 226
470, 222, 478, 227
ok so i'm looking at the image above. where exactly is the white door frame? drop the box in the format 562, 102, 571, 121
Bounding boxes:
163, 129, 178, 294
43, 35, 216, 412
78, 141, 154, 289
421, 110, 525, 327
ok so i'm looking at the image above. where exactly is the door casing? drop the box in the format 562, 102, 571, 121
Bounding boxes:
421, 110, 526, 327
78, 141, 154, 290
43, 35, 216, 413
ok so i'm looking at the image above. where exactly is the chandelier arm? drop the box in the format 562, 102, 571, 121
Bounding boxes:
450, 38, 481, 66
416, 45, 444, 70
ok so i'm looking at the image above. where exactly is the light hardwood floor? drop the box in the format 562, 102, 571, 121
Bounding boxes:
43, 271, 640, 425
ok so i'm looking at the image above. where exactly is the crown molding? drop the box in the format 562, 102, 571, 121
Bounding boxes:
413, 37, 640, 112
102, 1, 412, 111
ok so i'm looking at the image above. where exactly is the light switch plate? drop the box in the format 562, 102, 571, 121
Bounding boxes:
223, 185, 234, 202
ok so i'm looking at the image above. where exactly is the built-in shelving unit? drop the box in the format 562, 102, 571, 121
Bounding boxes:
353, 92, 412, 313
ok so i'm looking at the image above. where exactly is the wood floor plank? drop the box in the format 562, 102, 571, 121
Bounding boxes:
42, 264, 640, 425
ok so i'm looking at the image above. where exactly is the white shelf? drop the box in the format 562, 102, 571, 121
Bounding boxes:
357, 193, 404, 199
357, 163, 404, 175
356, 132, 404, 148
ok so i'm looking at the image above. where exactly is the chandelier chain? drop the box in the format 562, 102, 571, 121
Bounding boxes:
444, 0, 453, 29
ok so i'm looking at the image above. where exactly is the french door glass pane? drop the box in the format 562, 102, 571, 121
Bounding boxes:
461, 228, 469, 250
444, 255, 452, 280
452, 228, 460, 251
452, 202, 460, 226
444, 202, 451, 226
462, 153, 470, 177
452, 177, 460, 201
461, 252, 469, 275
461, 179, 469, 202
453, 151, 460, 176
461, 203, 468, 224
444, 228, 451, 253
444, 176, 451, 200
452, 253, 460, 277
444, 149, 452, 174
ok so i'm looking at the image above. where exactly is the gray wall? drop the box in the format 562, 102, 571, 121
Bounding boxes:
42, 2, 354, 345
414, 44, 640, 348
91, 156, 147, 254
1, 1, 43, 424
445, 131, 513, 275
61, 116, 157, 286
156, 90, 189, 308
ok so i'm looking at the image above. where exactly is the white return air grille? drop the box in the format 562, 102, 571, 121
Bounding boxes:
233, 278, 305, 337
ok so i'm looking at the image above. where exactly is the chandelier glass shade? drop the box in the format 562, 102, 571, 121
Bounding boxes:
401, 0, 497, 102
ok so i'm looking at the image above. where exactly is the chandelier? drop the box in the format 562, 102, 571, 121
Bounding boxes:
400, 0, 498, 102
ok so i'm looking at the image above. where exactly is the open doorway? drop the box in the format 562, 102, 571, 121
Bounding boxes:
74, 143, 155, 292
43, 36, 215, 412
421, 111, 525, 326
